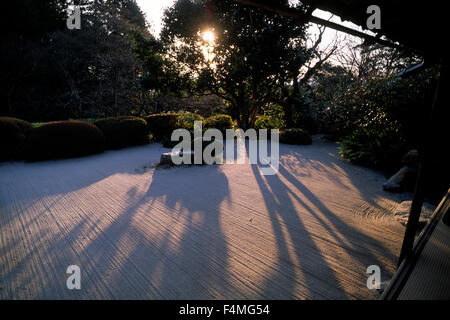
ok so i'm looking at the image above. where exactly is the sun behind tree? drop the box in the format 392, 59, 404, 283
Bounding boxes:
202, 30, 215, 43
200, 29, 216, 62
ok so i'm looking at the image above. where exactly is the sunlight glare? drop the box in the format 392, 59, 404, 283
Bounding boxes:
202, 30, 215, 43
199, 29, 216, 63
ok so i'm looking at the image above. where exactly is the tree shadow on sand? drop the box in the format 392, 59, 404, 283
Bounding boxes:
75, 165, 236, 299
140, 165, 234, 298
248, 140, 402, 299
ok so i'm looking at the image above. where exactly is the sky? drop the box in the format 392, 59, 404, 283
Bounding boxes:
135, 0, 370, 49
136, 0, 176, 36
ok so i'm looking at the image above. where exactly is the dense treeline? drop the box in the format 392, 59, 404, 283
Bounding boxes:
1, 0, 156, 121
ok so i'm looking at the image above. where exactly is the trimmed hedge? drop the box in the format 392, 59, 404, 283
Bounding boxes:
143, 113, 180, 141
254, 115, 283, 130
204, 114, 233, 133
279, 128, 312, 145
94, 116, 149, 149
23, 120, 105, 161
176, 112, 204, 132
0, 117, 33, 161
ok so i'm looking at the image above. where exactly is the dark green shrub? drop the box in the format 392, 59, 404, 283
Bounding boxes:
162, 112, 233, 148
23, 120, 105, 161
31, 122, 46, 128
254, 115, 283, 130
143, 113, 180, 141
162, 132, 194, 149
94, 116, 149, 149
161, 131, 197, 149
176, 112, 204, 132
0, 117, 33, 161
338, 126, 406, 171
204, 114, 234, 133
279, 128, 312, 145
313, 67, 439, 142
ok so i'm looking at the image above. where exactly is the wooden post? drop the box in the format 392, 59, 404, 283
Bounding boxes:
397, 154, 427, 265
397, 63, 443, 266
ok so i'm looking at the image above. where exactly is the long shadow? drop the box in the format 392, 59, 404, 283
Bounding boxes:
246, 148, 350, 299
1, 138, 401, 299
252, 165, 349, 299
278, 165, 399, 265
279, 138, 405, 244
0, 142, 164, 201
71, 164, 233, 299
141, 165, 233, 299
246, 138, 401, 299
0, 143, 165, 228
283, 138, 409, 212
1, 142, 235, 299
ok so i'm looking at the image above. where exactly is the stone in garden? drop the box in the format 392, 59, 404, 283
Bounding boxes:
383, 150, 420, 192
383, 166, 417, 192
159, 150, 196, 166
401, 149, 420, 166
159, 152, 174, 165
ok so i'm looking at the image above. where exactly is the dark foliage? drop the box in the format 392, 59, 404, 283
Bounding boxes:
312, 66, 438, 143
143, 113, 181, 141
0, 117, 33, 161
204, 114, 233, 133
176, 112, 204, 132
338, 126, 407, 172
317, 67, 439, 174
23, 120, 105, 161
1, 0, 154, 122
253, 115, 283, 130
94, 116, 149, 149
144, 112, 204, 147
279, 128, 312, 145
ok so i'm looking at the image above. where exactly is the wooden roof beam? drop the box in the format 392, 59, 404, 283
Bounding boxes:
234, 0, 407, 52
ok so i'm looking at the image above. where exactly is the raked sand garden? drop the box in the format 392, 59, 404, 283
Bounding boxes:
0, 136, 409, 299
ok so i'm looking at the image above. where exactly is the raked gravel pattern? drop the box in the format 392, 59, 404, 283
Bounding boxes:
0, 137, 408, 299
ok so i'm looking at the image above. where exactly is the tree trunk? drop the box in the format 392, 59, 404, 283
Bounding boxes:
281, 86, 295, 128
283, 102, 295, 128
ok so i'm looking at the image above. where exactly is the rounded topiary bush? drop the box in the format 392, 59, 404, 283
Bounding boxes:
176, 112, 204, 132
94, 116, 149, 149
204, 114, 233, 134
279, 128, 312, 145
24, 120, 105, 161
0, 117, 33, 161
143, 113, 181, 141
254, 115, 284, 130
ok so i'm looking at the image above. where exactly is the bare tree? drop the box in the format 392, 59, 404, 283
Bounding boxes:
334, 37, 421, 80
277, 23, 342, 128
